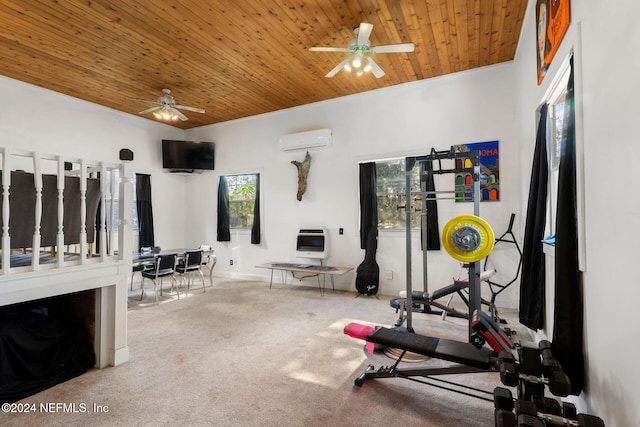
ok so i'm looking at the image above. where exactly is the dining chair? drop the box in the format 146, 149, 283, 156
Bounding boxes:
176, 250, 205, 293
140, 253, 178, 304
132, 247, 155, 291
199, 244, 217, 285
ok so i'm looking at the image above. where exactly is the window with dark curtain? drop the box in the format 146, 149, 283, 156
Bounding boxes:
217, 176, 231, 242
136, 173, 155, 252
250, 173, 260, 244
551, 58, 584, 395
519, 103, 549, 331
359, 162, 377, 249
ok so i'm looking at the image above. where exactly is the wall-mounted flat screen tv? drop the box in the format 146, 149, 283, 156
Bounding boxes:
162, 140, 215, 171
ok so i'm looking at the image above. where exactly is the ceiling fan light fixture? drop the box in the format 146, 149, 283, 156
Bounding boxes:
138, 88, 204, 122
309, 22, 414, 79
363, 57, 373, 73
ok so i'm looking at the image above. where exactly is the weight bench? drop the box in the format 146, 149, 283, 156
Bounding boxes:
345, 325, 505, 401
363, 326, 494, 370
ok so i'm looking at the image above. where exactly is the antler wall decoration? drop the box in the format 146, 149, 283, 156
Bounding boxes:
291, 151, 311, 201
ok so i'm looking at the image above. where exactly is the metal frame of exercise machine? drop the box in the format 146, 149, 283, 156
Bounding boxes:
346, 147, 515, 400
404, 147, 482, 337
391, 212, 522, 325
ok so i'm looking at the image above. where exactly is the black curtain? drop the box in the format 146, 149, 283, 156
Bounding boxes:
251, 174, 261, 244
217, 176, 231, 242
519, 103, 549, 330
420, 160, 440, 250
136, 173, 155, 252
359, 163, 377, 249
551, 59, 584, 395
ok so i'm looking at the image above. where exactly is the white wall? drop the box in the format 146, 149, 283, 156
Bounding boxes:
0, 76, 188, 250
513, 0, 640, 424
185, 63, 522, 307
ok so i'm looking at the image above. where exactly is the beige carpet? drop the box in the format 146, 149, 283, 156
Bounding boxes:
1, 277, 524, 427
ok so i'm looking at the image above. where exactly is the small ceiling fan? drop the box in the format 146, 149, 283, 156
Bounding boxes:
309, 23, 414, 78
137, 89, 205, 121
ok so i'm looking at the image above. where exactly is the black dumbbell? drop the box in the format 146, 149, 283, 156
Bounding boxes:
547, 369, 571, 397
498, 352, 519, 387
495, 409, 516, 427
494, 387, 514, 412
515, 399, 537, 417
500, 360, 519, 387
542, 357, 563, 378
562, 401, 577, 419
517, 413, 544, 426
519, 341, 543, 376
577, 413, 606, 427
542, 397, 562, 416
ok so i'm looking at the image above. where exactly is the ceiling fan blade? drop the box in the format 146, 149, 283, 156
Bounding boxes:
309, 47, 350, 53
132, 97, 160, 104
325, 56, 352, 78
139, 105, 163, 115
175, 104, 205, 114
366, 57, 386, 78
372, 43, 415, 53
171, 108, 189, 121
357, 23, 373, 45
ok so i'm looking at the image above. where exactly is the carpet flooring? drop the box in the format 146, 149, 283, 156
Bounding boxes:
1, 277, 525, 427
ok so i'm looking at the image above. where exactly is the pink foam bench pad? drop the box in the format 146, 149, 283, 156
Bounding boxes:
344, 323, 376, 354
344, 322, 376, 339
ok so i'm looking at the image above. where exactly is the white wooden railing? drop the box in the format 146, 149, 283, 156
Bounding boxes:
0, 147, 125, 275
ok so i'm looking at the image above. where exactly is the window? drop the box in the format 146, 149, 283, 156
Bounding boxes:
104, 169, 139, 232
375, 159, 421, 229
544, 62, 571, 236
225, 173, 258, 229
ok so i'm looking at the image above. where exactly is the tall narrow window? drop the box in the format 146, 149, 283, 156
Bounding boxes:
104, 170, 139, 253
226, 173, 259, 228
218, 173, 261, 243
104, 170, 139, 231
375, 159, 421, 229
544, 63, 571, 237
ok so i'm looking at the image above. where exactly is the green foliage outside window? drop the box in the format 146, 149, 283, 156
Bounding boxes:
375, 159, 421, 229
227, 174, 257, 228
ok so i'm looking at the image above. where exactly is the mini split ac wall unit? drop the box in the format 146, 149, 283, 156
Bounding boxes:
279, 128, 333, 152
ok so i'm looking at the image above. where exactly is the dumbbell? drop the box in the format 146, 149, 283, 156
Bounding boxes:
498, 351, 519, 387
495, 409, 516, 427
514, 398, 606, 426
562, 402, 577, 419
494, 386, 514, 412
538, 340, 572, 397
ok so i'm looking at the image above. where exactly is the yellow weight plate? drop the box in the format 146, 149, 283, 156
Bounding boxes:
442, 214, 495, 262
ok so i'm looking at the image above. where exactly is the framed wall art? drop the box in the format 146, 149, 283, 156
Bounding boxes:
536, 0, 571, 85
455, 140, 500, 202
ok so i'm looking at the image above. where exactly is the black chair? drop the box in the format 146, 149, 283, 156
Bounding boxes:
176, 250, 205, 293
132, 247, 155, 291
131, 262, 154, 291
140, 253, 178, 304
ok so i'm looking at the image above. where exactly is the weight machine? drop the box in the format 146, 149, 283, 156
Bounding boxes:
343, 147, 513, 400
391, 212, 522, 326
403, 147, 490, 339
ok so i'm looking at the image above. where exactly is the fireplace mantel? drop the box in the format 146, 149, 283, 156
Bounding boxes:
0, 260, 130, 368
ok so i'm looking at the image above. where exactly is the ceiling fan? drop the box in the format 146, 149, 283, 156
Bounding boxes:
137, 89, 205, 121
309, 23, 414, 78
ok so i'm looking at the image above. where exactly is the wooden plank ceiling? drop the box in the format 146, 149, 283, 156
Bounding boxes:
0, 0, 527, 129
